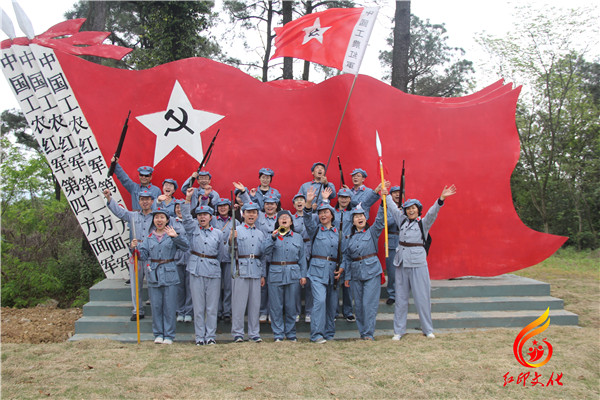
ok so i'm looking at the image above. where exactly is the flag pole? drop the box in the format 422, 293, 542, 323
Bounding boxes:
376, 131, 389, 257
325, 73, 358, 172
130, 222, 141, 344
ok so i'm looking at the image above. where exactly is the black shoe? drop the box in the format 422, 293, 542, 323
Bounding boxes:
130, 314, 144, 321
223, 315, 231, 322
345, 315, 356, 322
386, 298, 395, 305
125, 279, 131, 285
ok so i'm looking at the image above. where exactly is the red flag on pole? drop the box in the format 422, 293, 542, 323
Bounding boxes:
271, 7, 379, 74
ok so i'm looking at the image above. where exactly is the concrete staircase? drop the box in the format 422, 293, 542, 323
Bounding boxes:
70, 274, 578, 342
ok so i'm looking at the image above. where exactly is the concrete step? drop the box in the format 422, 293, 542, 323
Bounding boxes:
89, 274, 550, 302
74, 308, 578, 337
83, 295, 565, 318
73, 275, 578, 342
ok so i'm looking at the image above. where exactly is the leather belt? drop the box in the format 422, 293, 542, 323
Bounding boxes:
312, 255, 338, 262
191, 251, 218, 259
352, 253, 377, 262
238, 254, 259, 259
150, 259, 175, 265
270, 261, 297, 266
303, 238, 310, 242
388, 231, 399, 235
399, 241, 424, 248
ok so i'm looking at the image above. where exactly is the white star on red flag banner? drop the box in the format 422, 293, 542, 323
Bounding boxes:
301, 17, 331, 44
271, 7, 379, 75
136, 80, 225, 166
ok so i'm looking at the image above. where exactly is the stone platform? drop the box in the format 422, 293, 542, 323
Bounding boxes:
70, 274, 579, 342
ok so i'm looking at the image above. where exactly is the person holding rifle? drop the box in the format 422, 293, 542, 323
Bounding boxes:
303, 187, 345, 343
182, 188, 225, 346
343, 182, 390, 341
134, 208, 189, 345
230, 201, 267, 343
103, 188, 155, 321
181, 170, 220, 211
110, 157, 161, 211
386, 184, 457, 340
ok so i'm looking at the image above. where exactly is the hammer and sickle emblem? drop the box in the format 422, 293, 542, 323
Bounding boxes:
309, 28, 320, 37
163, 107, 194, 136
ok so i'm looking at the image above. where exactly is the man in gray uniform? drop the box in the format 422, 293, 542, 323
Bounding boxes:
103, 188, 155, 320
181, 170, 220, 211
110, 156, 161, 211
298, 162, 336, 208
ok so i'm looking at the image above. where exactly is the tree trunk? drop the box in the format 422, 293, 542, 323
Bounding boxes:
302, 1, 314, 81
282, 1, 293, 79
262, 1, 275, 82
53, 175, 61, 201
391, 1, 410, 91
81, 1, 109, 65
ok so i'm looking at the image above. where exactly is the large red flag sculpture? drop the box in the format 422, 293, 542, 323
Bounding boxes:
271, 7, 378, 75
1, 19, 567, 280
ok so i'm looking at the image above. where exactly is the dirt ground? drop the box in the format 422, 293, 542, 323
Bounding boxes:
1, 302, 81, 344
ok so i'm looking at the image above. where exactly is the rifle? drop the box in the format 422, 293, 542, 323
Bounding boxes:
400, 160, 406, 203
334, 214, 343, 287
190, 129, 220, 187
337, 156, 346, 187
230, 190, 240, 279
107, 110, 131, 177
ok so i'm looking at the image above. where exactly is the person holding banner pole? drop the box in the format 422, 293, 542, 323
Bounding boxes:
103, 188, 155, 321
303, 187, 345, 343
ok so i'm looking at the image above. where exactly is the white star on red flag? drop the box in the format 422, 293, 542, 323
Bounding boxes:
136, 81, 225, 166
301, 17, 331, 45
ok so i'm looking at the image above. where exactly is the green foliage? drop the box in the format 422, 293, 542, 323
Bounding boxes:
1, 110, 54, 208
479, 5, 599, 249
1, 110, 104, 308
379, 15, 475, 97
1, 198, 105, 308
65, 1, 221, 70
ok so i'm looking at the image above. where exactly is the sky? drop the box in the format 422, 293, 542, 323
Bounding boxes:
0, 0, 598, 113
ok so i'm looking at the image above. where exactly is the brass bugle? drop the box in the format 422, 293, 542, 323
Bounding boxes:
278, 226, 289, 235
